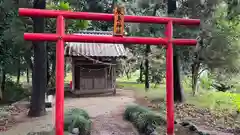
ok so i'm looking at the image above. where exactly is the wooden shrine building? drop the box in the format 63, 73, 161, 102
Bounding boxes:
64, 31, 127, 95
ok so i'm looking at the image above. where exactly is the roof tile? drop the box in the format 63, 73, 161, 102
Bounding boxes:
64, 31, 126, 57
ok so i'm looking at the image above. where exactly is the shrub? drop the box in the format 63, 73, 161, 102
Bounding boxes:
27, 108, 91, 135
123, 104, 149, 121
64, 108, 91, 135
65, 108, 90, 119
124, 104, 166, 135
67, 115, 91, 135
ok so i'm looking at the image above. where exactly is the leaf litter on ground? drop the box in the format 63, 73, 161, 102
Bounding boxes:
0, 105, 27, 131
134, 95, 240, 134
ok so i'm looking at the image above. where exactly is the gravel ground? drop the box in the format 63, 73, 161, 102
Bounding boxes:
1, 90, 137, 135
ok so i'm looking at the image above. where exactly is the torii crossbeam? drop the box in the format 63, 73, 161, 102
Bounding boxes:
19, 8, 200, 135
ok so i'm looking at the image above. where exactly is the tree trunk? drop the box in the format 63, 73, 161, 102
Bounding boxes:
0, 68, 6, 100
24, 50, 33, 71
28, 0, 47, 117
143, 3, 159, 90
192, 62, 200, 96
139, 61, 143, 83
173, 53, 184, 102
50, 55, 56, 87
17, 57, 21, 84
191, 35, 202, 96
64, 59, 67, 78
144, 45, 150, 90
125, 68, 131, 79
47, 54, 50, 86
167, 0, 184, 102
26, 68, 29, 83
167, 0, 177, 14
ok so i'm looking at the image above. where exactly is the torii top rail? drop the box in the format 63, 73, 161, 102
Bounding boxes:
19, 8, 200, 135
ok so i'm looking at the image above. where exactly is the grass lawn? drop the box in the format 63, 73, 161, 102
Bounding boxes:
117, 76, 240, 113
11, 72, 240, 112
118, 74, 240, 132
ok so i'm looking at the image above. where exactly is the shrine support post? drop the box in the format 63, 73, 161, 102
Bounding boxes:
19, 8, 200, 135
166, 20, 174, 134
55, 15, 65, 135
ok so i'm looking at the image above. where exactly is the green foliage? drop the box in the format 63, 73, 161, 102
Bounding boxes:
65, 108, 90, 120
227, 93, 240, 112
64, 108, 91, 135
0, 0, 31, 77
46, 0, 89, 33
123, 104, 166, 134
120, 0, 240, 91
123, 104, 150, 121
1, 80, 29, 103
118, 79, 239, 112
59, 1, 71, 10
67, 115, 91, 135
226, 0, 240, 21
44, 0, 90, 88
199, 75, 213, 90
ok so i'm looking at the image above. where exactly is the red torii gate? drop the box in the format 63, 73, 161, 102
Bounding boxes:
18, 8, 200, 135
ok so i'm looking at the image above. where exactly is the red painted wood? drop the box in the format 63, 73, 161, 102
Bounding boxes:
18, 8, 200, 135
165, 20, 174, 135
56, 15, 65, 135
19, 8, 200, 25
23, 33, 198, 46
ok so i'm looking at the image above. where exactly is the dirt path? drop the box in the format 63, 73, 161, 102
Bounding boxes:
1, 90, 138, 135
91, 109, 138, 135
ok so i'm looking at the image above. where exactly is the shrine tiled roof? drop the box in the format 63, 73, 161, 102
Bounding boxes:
64, 31, 126, 58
